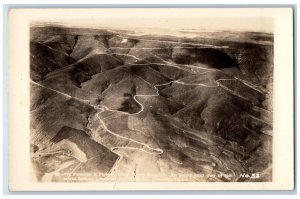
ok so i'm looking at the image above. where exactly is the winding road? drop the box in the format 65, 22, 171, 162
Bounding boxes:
31, 36, 269, 182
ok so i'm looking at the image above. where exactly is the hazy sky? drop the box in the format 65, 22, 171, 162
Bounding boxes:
36, 17, 273, 33
97, 18, 273, 33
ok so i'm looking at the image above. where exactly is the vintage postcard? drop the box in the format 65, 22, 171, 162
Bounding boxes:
8, 8, 294, 191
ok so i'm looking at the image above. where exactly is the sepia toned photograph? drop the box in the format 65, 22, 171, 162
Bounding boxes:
8, 8, 294, 191
30, 21, 273, 183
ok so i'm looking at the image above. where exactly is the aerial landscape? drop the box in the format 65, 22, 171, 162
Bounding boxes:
30, 23, 273, 183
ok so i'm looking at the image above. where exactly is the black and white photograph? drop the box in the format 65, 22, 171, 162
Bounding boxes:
7, 7, 294, 191
29, 18, 273, 183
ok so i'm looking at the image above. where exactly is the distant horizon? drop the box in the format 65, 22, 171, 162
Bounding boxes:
31, 17, 273, 34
